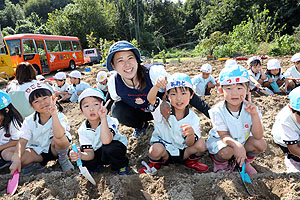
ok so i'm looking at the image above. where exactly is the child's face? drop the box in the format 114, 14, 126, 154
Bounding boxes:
168, 87, 193, 112
31, 95, 53, 113
270, 68, 279, 75
99, 79, 107, 85
70, 77, 79, 85
295, 62, 300, 70
202, 72, 210, 79
55, 79, 65, 87
81, 97, 102, 121
251, 64, 262, 74
220, 83, 248, 109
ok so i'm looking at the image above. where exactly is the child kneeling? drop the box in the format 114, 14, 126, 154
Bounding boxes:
207, 65, 266, 176
139, 73, 208, 174
70, 88, 129, 175
8, 82, 74, 175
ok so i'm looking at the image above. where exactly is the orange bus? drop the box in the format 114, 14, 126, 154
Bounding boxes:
4, 34, 84, 74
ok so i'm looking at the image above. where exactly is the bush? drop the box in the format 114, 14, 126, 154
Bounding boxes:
268, 34, 300, 56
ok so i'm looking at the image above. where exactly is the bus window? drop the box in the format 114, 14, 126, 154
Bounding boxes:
23, 39, 37, 54
60, 41, 72, 52
45, 40, 61, 52
72, 41, 81, 51
6, 39, 21, 56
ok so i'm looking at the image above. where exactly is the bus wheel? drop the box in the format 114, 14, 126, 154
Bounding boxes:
33, 65, 41, 75
69, 60, 76, 70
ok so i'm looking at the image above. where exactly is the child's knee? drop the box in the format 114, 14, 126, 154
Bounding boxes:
149, 143, 165, 157
217, 147, 233, 160
194, 139, 207, 153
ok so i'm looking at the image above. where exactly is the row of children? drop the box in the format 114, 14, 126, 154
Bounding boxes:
192, 53, 300, 96
1, 61, 300, 178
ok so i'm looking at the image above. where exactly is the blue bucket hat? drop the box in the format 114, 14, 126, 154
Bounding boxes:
0, 90, 11, 109
106, 41, 142, 72
166, 73, 193, 91
289, 87, 300, 111
219, 65, 249, 85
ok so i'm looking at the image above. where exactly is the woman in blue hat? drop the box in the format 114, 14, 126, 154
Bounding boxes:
106, 41, 210, 138
0, 90, 23, 169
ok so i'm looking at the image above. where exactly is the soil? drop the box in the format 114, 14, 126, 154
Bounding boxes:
0, 56, 299, 200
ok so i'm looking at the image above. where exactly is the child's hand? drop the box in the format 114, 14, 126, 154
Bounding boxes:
268, 78, 273, 83
97, 99, 111, 119
9, 159, 21, 175
69, 147, 81, 162
49, 96, 58, 116
233, 143, 247, 167
255, 82, 261, 88
155, 76, 168, 89
241, 93, 258, 115
180, 124, 194, 137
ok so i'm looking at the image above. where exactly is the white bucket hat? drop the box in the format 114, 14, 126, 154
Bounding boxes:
54, 72, 66, 80
25, 82, 53, 100
69, 70, 82, 79
291, 53, 300, 63
97, 71, 108, 82
200, 64, 212, 73
267, 59, 281, 70
247, 56, 262, 66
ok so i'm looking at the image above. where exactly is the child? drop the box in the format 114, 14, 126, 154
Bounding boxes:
206, 65, 266, 175
263, 59, 288, 93
7, 82, 74, 175
53, 72, 71, 102
272, 87, 300, 173
69, 88, 129, 175
192, 64, 216, 95
0, 90, 23, 169
68, 70, 90, 102
139, 73, 208, 174
284, 53, 300, 91
95, 71, 108, 96
247, 56, 267, 91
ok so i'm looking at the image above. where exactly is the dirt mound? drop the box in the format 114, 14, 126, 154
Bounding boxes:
0, 56, 299, 199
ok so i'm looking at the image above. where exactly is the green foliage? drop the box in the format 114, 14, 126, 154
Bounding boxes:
268, 34, 300, 56
0, 0, 25, 28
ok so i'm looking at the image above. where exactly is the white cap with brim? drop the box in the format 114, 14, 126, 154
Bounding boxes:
225, 59, 237, 67
25, 81, 53, 100
54, 72, 66, 80
201, 64, 212, 73
36, 75, 45, 81
219, 65, 249, 86
78, 88, 106, 104
289, 87, 300, 111
267, 59, 281, 70
69, 70, 81, 79
291, 53, 300, 63
97, 71, 107, 82
166, 73, 193, 91
247, 56, 262, 66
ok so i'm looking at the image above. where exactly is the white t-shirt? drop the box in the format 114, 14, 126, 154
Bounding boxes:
78, 116, 128, 151
108, 65, 167, 101
192, 74, 216, 95
150, 99, 201, 156
20, 112, 71, 154
0, 120, 21, 146
264, 73, 285, 82
54, 82, 70, 98
272, 105, 300, 147
284, 66, 300, 79
248, 70, 262, 90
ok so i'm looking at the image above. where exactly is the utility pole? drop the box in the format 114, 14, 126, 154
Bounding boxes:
135, 0, 140, 44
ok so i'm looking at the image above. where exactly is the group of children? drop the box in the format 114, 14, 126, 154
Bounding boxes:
0, 53, 300, 182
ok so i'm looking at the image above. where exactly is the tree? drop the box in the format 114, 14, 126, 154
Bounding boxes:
0, 0, 25, 28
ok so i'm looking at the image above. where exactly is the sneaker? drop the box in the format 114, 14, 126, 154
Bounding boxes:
0, 158, 11, 170
284, 156, 300, 173
21, 162, 45, 176
118, 166, 129, 175
131, 122, 149, 138
59, 159, 74, 172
